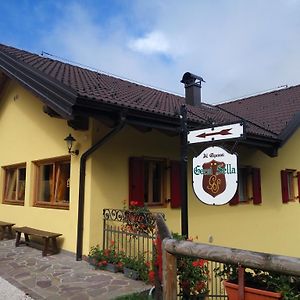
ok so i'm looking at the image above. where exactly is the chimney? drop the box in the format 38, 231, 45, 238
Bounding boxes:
181, 72, 205, 106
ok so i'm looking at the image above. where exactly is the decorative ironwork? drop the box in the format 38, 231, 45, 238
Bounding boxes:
103, 208, 165, 229
102, 208, 165, 264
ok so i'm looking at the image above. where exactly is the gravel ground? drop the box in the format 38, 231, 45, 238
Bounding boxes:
0, 277, 33, 300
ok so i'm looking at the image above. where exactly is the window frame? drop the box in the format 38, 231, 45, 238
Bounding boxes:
281, 169, 297, 203
2, 162, 26, 206
143, 157, 167, 207
230, 166, 262, 205
238, 167, 251, 203
33, 156, 71, 210
129, 156, 168, 208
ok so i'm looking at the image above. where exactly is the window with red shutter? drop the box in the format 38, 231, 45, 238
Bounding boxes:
252, 168, 262, 204
129, 157, 145, 206
281, 169, 296, 203
170, 160, 181, 208
129, 157, 166, 207
229, 167, 262, 205
297, 172, 300, 202
229, 190, 239, 205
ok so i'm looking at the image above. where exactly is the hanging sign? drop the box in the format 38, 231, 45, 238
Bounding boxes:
188, 123, 244, 144
193, 146, 238, 205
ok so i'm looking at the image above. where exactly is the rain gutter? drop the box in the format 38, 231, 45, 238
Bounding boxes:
76, 114, 126, 260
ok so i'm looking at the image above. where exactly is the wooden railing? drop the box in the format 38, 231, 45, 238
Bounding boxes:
156, 215, 300, 300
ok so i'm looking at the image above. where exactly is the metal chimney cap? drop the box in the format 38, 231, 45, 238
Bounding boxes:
181, 72, 205, 85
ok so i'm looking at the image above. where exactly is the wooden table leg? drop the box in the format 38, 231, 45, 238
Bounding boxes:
43, 238, 49, 256
51, 237, 58, 254
24, 234, 30, 245
7, 225, 13, 239
0, 226, 3, 240
15, 232, 21, 247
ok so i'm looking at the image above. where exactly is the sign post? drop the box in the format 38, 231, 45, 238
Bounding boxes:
180, 105, 188, 237
180, 118, 244, 236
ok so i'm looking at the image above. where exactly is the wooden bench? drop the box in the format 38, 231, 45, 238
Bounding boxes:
15, 226, 62, 256
0, 221, 15, 240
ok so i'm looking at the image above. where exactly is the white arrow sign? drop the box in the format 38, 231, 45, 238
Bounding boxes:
188, 123, 244, 144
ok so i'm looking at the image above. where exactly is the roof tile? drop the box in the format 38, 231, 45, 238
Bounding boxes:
0, 43, 292, 140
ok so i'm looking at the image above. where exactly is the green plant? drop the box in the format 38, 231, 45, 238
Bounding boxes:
215, 264, 300, 300
122, 201, 156, 235
173, 233, 209, 298
122, 254, 150, 282
88, 241, 123, 270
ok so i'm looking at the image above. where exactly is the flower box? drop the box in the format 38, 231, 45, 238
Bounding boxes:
124, 267, 139, 280
224, 281, 282, 300
105, 263, 119, 273
181, 293, 208, 300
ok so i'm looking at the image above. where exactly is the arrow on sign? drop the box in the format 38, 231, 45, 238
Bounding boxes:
196, 128, 232, 138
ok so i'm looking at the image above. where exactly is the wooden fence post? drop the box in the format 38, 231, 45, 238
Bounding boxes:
162, 238, 177, 300
238, 265, 245, 300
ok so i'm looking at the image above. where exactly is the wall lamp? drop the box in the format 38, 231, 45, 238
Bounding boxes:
64, 134, 79, 155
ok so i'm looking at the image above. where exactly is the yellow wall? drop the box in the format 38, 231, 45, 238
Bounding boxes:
0, 80, 92, 252
2, 79, 300, 259
85, 120, 181, 254
87, 118, 300, 258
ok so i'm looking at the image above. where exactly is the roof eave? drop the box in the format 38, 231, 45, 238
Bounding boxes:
278, 112, 300, 146
0, 50, 77, 120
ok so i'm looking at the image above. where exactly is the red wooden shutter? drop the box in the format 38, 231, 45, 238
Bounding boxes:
252, 168, 262, 204
129, 157, 144, 206
281, 170, 289, 203
170, 160, 181, 208
297, 172, 300, 202
229, 190, 239, 205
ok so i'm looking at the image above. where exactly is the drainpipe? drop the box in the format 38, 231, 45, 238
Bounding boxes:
76, 114, 126, 260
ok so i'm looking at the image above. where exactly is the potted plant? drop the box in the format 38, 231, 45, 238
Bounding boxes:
177, 256, 209, 300
122, 254, 150, 281
88, 242, 123, 273
215, 264, 300, 300
122, 201, 156, 236
173, 233, 209, 300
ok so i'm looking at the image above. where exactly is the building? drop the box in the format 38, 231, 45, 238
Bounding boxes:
0, 43, 299, 259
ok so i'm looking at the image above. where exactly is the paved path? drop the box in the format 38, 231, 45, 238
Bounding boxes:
0, 240, 151, 300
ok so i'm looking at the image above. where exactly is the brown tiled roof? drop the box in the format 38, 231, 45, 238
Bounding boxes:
0, 43, 281, 141
219, 86, 300, 136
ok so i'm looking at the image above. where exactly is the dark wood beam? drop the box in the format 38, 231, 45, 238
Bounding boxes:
43, 105, 63, 118
0, 72, 8, 92
67, 116, 89, 131
132, 125, 152, 133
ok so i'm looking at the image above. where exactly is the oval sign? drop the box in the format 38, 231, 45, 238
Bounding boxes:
193, 146, 238, 205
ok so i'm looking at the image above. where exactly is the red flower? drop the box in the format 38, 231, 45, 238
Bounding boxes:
102, 260, 107, 265
181, 280, 190, 290
195, 281, 206, 292
192, 259, 207, 268
148, 270, 155, 283
192, 261, 199, 267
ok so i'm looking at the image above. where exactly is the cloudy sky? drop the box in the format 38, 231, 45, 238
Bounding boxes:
1, 0, 300, 103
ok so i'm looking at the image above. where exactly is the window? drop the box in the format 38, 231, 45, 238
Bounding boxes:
281, 169, 300, 203
230, 167, 262, 205
2, 163, 26, 205
34, 156, 70, 209
129, 157, 166, 206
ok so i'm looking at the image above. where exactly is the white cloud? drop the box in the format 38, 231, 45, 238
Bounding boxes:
38, 0, 300, 103
128, 31, 170, 55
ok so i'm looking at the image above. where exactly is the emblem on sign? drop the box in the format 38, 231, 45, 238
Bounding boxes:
193, 146, 238, 205
202, 160, 226, 197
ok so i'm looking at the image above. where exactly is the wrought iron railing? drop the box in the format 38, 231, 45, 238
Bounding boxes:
102, 208, 165, 263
